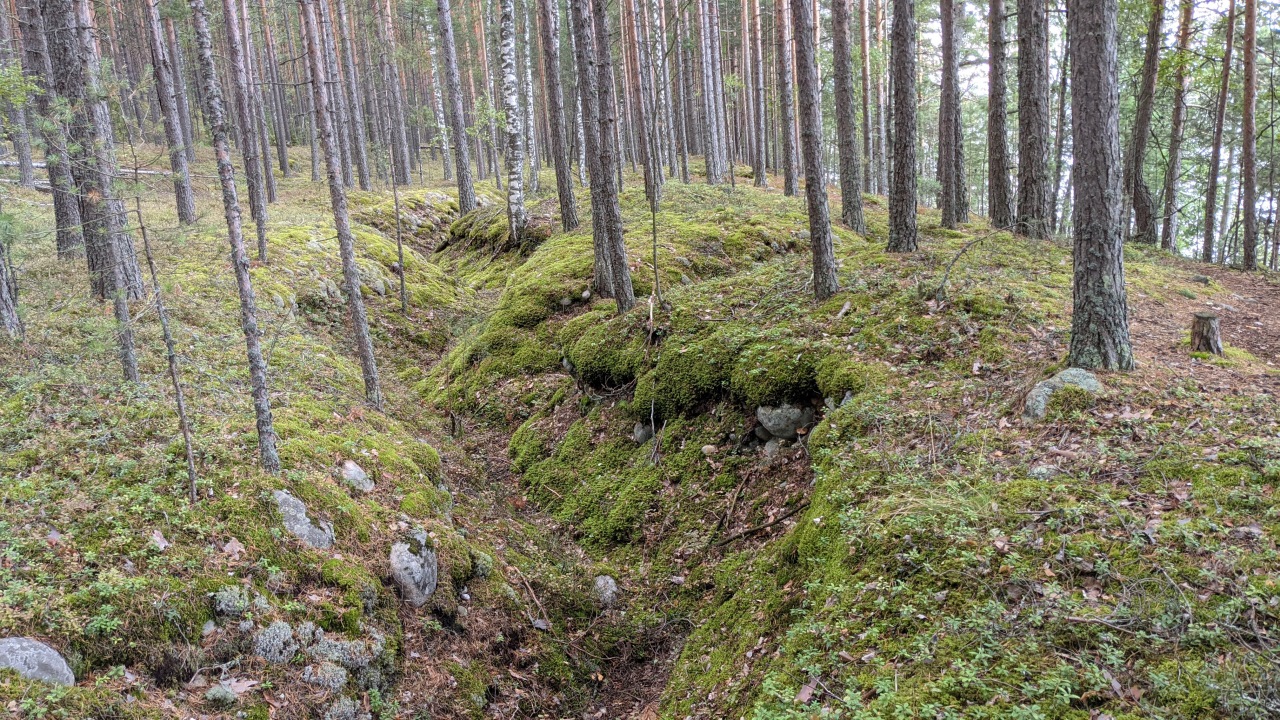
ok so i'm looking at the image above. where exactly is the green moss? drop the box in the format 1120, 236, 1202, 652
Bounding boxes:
814, 355, 886, 399
400, 486, 452, 518
729, 332, 819, 407
1046, 384, 1096, 418
632, 331, 743, 419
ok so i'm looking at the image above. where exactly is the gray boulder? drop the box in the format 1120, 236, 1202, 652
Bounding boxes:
632, 422, 653, 444
592, 575, 619, 608
756, 404, 815, 440
1023, 368, 1103, 420
273, 490, 335, 549
0, 638, 74, 686
389, 531, 438, 608
337, 460, 373, 493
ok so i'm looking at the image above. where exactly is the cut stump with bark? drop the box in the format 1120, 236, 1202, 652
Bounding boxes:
1191, 312, 1223, 355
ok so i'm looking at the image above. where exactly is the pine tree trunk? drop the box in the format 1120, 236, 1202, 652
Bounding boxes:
222, 0, 270, 260
831, 0, 864, 232
499, 0, 527, 241
1122, 0, 1162, 245
164, 17, 198, 165
791, 0, 838, 297
300, 0, 383, 408
776, 0, 798, 195
587, 0, 635, 310
886, 0, 916, 251
15, 0, 83, 257
1204, 0, 1235, 263
568, 0, 614, 294
1015, 0, 1050, 238
937, 0, 963, 228
188, 0, 281, 472
378, 0, 412, 185
1241, 0, 1257, 270
858, 0, 873, 193
1066, 0, 1133, 371
44, 0, 141, 379
1160, 0, 1192, 251
426, 30, 453, 180
437, 0, 476, 211
242, 0, 277, 203
986, 0, 1011, 228
145, 0, 197, 224
0, 2, 33, 187
44, 0, 144, 302
628, 0, 658, 203
537, 0, 578, 230
334, 0, 370, 189
1050, 35, 1068, 232
256, 0, 289, 176
0, 230, 21, 340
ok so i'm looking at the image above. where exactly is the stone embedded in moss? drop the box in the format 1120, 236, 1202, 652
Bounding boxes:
815, 355, 885, 399
730, 336, 819, 408
1024, 368, 1102, 420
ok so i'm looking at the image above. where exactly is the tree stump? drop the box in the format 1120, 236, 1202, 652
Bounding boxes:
1191, 312, 1223, 355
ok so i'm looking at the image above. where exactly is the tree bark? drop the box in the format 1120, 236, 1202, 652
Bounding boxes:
1122, 0, 1162, 245
1160, 0, 1192, 251
537, 0, 577, 230
1067, 0, 1133, 371
1015, 0, 1050, 238
938, 0, 965, 228
188, 0, 281, 473
859, 0, 872, 194
222, 0, 270, 260
163, 17, 197, 165
1204, 0, 1235, 263
887, 0, 916, 252
300, 0, 383, 407
776, 0, 797, 195
334, 0, 370, 189
499, 0, 527, 241
792, 0, 839, 297
44, 0, 143, 302
0, 1, 33, 187
378, 0, 411, 185
15, 0, 83, 257
986, 0, 1010, 227
437, 0, 476, 212
587, 0, 635, 310
831, 0, 864, 232
1190, 312, 1223, 355
569, 0, 613, 295
0, 228, 20, 340
1241, 0, 1257, 270
145, 0, 197, 224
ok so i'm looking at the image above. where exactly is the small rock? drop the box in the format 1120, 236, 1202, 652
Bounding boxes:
633, 422, 654, 444
753, 425, 772, 441
273, 490, 335, 549
797, 230, 811, 240
389, 532, 438, 608
756, 404, 816, 440
763, 438, 781, 457
1023, 368, 1103, 421
592, 575, 619, 608
204, 685, 238, 706
337, 460, 373, 493
0, 638, 74, 686
1028, 465, 1060, 480
680, 273, 693, 286
373, 279, 387, 297
1190, 274, 1211, 285
701, 444, 717, 456
581, 289, 592, 301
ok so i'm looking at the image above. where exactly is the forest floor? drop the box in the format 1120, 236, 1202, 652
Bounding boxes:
1, 149, 1279, 720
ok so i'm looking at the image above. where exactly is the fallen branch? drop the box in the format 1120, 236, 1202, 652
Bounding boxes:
933, 230, 1001, 301
715, 500, 811, 547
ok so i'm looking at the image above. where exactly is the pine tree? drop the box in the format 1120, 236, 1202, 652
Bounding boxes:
537, 0, 577, 230
831, 0, 865, 232
1159, 0, 1193, 251
188, 0, 281, 473
1122, 0, 1163, 245
1015, 0, 1050, 238
437, 0, 477, 213
144, 0, 198, 225
0, 223, 20, 340
1067, 0, 1133, 370
776, 0, 798, 195
1204, 0, 1236, 263
222, 0, 270, 260
986, 0, 1011, 227
792, 0, 839, 298
1241, 0, 1257, 270
887, 0, 916, 252
300, 0, 384, 408
938, 0, 965, 228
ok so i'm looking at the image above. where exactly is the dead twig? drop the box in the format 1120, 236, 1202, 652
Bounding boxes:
714, 500, 811, 548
